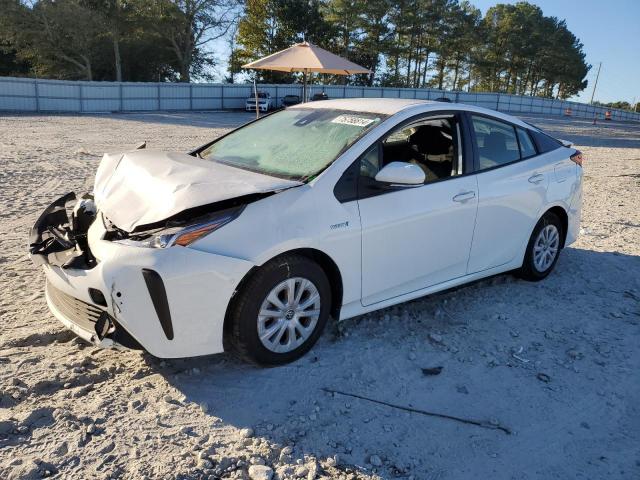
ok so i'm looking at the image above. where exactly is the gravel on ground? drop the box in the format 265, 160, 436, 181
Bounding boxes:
0, 111, 638, 480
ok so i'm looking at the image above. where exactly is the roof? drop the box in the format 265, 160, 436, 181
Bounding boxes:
294, 97, 532, 128
295, 98, 434, 115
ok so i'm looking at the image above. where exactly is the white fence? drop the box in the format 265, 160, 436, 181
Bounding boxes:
1, 76, 638, 122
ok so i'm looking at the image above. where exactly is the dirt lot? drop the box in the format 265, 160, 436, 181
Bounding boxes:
0, 111, 639, 480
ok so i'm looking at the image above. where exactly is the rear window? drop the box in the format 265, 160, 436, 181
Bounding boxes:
528, 128, 563, 153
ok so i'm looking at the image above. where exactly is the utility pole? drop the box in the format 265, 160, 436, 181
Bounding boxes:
590, 62, 602, 105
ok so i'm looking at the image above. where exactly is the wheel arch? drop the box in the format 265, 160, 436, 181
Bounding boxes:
222, 248, 344, 344
544, 205, 569, 248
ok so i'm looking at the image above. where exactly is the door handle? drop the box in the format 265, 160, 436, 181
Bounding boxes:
453, 191, 476, 202
528, 173, 544, 184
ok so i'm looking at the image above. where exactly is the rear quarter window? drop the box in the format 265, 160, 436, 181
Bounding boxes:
529, 129, 563, 153
516, 128, 537, 158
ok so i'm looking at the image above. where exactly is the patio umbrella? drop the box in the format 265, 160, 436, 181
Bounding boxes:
242, 42, 371, 107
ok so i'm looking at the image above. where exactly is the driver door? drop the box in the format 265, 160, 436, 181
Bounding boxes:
357, 113, 479, 306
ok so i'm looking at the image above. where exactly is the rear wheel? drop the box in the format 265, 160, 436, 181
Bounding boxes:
518, 212, 563, 281
225, 254, 331, 365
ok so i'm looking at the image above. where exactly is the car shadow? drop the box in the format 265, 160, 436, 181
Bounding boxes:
145, 247, 640, 477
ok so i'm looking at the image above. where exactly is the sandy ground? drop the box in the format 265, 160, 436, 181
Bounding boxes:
0, 111, 639, 480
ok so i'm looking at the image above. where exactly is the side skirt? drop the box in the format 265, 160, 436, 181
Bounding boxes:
339, 259, 522, 321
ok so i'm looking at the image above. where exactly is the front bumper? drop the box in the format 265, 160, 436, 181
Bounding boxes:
30, 193, 254, 358
45, 280, 141, 349
245, 103, 268, 112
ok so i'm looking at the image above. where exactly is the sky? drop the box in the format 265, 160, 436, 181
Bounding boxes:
211, 0, 640, 104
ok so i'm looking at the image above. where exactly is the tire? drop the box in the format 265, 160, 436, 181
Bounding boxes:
225, 254, 331, 365
518, 211, 563, 281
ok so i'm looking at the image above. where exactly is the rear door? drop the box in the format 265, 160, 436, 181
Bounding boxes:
466, 114, 553, 273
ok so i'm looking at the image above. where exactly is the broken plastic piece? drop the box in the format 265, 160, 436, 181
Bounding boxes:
421, 366, 443, 376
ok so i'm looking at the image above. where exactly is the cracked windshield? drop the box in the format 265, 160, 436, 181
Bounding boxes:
201, 108, 384, 180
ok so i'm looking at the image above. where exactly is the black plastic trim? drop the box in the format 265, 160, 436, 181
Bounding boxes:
109, 318, 145, 350
529, 128, 563, 154
88, 288, 107, 307
141, 269, 174, 340
332, 156, 360, 203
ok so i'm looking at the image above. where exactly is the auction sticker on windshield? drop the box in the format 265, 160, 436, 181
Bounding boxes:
331, 114, 376, 127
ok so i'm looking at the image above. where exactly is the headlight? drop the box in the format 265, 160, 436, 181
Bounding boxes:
116, 209, 240, 249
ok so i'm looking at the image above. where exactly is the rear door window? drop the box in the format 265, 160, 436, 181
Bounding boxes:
471, 116, 520, 170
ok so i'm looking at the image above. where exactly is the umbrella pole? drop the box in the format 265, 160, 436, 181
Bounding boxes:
253, 77, 259, 119
303, 69, 307, 103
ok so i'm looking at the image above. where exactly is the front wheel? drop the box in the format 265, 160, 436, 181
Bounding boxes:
518, 212, 563, 281
225, 255, 331, 365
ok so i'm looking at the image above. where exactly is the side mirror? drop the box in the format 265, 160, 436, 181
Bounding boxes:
374, 162, 425, 185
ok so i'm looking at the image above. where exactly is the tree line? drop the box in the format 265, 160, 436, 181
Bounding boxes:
1, 0, 238, 82
1, 0, 592, 99
232, 0, 591, 99
593, 101, 639, 113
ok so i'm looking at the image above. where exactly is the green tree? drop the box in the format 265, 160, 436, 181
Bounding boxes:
0, 1, 33, 76
151, 0, 240, 82
0, 43, 32, 76
0, 0, 591, 97
430, 0, 480, 90
11, 0, 107, 80
81, 0, 137, 81
1, 0, 184, 81
324, 0, 392, 86
231, 0, 329, 83
472, 2, 589, 98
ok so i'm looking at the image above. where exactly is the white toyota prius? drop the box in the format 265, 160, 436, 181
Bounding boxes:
29, 98, 583, 365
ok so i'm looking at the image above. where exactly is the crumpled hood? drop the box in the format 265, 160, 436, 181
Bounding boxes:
94, 150, 302, 232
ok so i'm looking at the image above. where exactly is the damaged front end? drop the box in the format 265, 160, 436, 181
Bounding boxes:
29, 192, 143, 350
29, 192, 97, 269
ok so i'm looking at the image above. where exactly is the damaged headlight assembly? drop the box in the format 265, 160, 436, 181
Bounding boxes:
114, 208, 241, 249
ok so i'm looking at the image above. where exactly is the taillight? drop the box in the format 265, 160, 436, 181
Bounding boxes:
570, 150, 583, 167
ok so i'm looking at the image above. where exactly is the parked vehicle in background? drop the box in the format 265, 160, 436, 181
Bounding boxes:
434, 97, 452, 102
311, 92, 329, 101
282, 95, 301, 107
29, 98, 582, 365
245, 92, 273, 112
